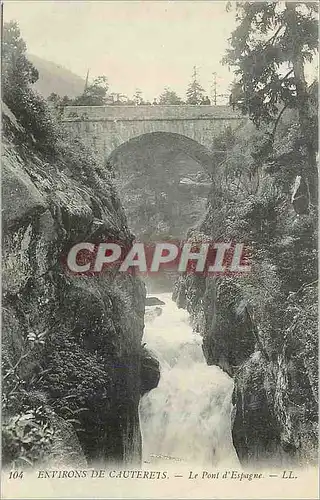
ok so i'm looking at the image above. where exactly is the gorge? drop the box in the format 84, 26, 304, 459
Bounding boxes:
106, 107, 318, 468
3, 97, 318, 470
1, 8, 318, 500
2, 27, 318, 470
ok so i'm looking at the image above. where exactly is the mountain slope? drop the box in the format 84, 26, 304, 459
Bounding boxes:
27, 54, 85, 98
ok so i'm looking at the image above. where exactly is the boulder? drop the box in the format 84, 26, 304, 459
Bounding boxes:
145, 296, 165, 306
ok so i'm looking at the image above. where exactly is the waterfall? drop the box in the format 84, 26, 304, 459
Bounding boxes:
139, 292, 239, 467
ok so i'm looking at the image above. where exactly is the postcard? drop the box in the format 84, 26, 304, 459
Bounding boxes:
1, 1, 318, 498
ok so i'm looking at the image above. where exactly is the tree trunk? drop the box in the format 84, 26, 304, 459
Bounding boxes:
285, 2, 318, 207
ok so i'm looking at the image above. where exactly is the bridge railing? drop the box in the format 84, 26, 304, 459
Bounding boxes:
60, 104, 242, 122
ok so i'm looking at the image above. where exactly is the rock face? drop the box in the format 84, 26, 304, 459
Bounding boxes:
172, 111, 318, 467
232, 283, 318, 465
174, 260, 318, 467
2, 105, 160, 466
140, 347, 161, 397
145, 297, 165, 306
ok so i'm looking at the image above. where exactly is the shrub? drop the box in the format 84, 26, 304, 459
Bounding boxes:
2, 408, 55, 468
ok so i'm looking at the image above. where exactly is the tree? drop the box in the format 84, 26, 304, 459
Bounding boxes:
133, 88, 144, 105
186, 66, 205, 105
2, 21, 58, 151
223, 2, 318, 204
2, 21, 39, 113
47, 92, 62, 106
158, 87, 183, 105
73, 76, 109, 106
229, 80, 243, 110
61, 95, 73, 106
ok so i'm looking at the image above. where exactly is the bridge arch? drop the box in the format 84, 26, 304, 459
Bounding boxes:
107, 131, 215, 174
107, 131, 215, 240
61, 105, 245, 159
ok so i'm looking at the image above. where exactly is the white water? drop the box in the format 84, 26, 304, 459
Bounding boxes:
139, 292, 239, 467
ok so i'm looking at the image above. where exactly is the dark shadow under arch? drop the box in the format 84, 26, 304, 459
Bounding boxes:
107, 131, 215, 175
107, 131, 215, 243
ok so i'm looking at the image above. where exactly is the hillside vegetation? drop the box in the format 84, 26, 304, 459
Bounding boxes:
2, 21, 159, 468
174, 0, 318, 465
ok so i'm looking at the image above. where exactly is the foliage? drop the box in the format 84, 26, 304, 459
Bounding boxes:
186, 66, 205, 104
72, 75, 109, 106
201, 118, 317, 367
47, 92, 61, 106
211, 125, 237, 169
47, 92, 74, 108
2, 21, 38, 87
210, 3, 318, 356
158, 87, 184, 105
48, 76, 110, 107
223, 2, 318, 202
2, 22, 60, 153
38, 324, 131, 459
223, 2, 318, 125
2, 22, 116, 465
2, 409, 55, 468
133, 88, 145, 105
2, 321, 56, 468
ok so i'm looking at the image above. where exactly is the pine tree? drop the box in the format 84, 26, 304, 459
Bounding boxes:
158, 87, 183, 105
2, 21, 58, 151
223, 2, 318, 204
186, 66, 205, 105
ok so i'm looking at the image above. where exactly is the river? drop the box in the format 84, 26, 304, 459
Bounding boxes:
139, 292, 239, 467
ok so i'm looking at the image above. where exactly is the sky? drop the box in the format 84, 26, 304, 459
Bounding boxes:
3, 1, 238, 101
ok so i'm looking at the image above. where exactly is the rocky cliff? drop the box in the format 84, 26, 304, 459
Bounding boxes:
173, 116, 318, 467
2, 103, 160, 467
174, 275, 317, 466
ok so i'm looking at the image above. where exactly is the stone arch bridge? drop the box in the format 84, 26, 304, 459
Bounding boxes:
61, 105, 245, 160
61, 105, 247, 241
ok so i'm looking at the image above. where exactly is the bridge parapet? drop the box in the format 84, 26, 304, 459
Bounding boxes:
60, 105, 246, 159
61, 105, 243, 122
